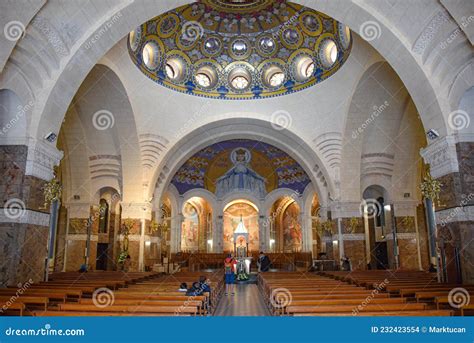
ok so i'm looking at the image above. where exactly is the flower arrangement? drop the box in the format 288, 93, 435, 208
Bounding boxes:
42, 175, 62, 209
347, 217, 359, 233
420, 171, 442, 201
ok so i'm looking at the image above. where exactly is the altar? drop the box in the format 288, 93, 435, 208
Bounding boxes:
233, 216, 252, 280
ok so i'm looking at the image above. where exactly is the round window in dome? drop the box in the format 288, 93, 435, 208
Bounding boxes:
165, 57, 186, 82
228, 67, 251, 91
293, 55, 315, 82
319, 39, 338, 69
129, 27, 141, 51
194, 65, 218, 89
142, 42, 160, 70
262, 65, 285, 88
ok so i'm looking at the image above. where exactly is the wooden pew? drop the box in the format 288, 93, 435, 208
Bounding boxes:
57, 303, 198, 316
286, 303, 427, 315
0, 302, 25, 316
0, 296, 48, 311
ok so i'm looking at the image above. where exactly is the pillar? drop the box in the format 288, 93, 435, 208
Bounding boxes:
120, 202, 152, 272
421, 135, 474, 283
0, 140, 62, 286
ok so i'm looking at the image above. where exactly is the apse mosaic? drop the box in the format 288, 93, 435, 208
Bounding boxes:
171, 139, 311, 197
128, 0, 352, 100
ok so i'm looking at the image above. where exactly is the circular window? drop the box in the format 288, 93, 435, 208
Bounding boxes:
165, 57, 186, 82
228, 67, 251, 91
319, 39, 338, 69
229, 38, 251, 59
129, 27, 141, 51
338, 23, 351, 50
202, 36, 223, 56
262, 65, 285, 88
194, 65, 218, 89
142, 42, 160, 70
293, 55, 315, 82
257, 35, 277, 56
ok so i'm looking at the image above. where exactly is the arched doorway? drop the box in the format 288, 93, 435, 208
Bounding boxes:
181, 197, 213, 252
362, 185, 390, 270
223, 200, 259, 253
270, 197, 302, 253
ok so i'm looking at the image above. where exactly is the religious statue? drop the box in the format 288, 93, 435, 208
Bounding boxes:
215, 147, 267, 198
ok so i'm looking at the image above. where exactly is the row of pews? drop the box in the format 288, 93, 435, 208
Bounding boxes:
323, 270, 474, 316
0, 271, 224, 317
259, 271, 473, 316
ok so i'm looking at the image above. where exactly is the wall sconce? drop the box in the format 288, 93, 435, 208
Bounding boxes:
332, 240, 338, 245
145, 241, 151, 247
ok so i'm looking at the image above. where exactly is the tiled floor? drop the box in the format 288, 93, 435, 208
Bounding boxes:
214, 284, 270, 316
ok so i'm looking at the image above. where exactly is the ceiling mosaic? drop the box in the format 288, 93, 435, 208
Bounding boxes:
171, 139, 311, 197
128, 0, 352, 100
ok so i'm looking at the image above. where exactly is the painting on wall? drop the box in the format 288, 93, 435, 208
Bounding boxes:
223, 202, 259, 252
283, 202, 302, 252
181, 203, 199, 252
172, 139, 311, 198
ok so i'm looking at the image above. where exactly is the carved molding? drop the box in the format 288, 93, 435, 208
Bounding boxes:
121, 202, 152, 220
25, 139, 63, 181
0, 209, 50, 227
420, 135, 459, 178
436, 205, 474, 224
412, 10, 450, 55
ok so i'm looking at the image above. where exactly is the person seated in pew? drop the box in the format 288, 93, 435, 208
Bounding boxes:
78, 264, 88, 273
178, 283, 188, 292
199, 276, 211, 294
257, 252, 271, 272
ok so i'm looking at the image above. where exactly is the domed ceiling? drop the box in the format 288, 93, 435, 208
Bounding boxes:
171, 139, 311, 197
128, 0, 352, 100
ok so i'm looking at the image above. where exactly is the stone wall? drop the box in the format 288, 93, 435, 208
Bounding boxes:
0, 146, 50, 286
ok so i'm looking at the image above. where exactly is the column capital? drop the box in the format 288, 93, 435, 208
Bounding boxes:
64, 202, 91, 218
420, 135, 458, 178
24, 138, 63, 181
393, 200, 420, 217
121, 202, 152, 220
330, 201, 361, 219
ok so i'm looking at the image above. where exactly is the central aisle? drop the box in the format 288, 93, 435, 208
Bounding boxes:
214, 284, 270, 316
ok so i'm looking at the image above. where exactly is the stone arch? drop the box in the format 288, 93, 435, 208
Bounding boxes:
152, 118, 332, 207
26, 0, 451, 152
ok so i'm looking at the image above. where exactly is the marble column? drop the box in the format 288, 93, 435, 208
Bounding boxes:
331, 201, 367, 270
120, 202, 152, 271
421, 135, 474, 283
0, 140, 62, 286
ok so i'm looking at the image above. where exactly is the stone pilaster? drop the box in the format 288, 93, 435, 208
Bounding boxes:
0, 142, 62, 286
421, 135, 474, 283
